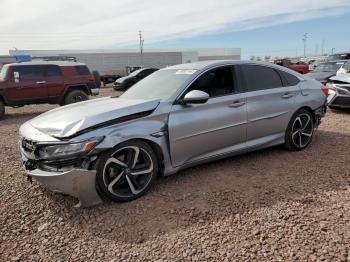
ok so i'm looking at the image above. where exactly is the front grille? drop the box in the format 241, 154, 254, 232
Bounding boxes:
21, 138, 37, 154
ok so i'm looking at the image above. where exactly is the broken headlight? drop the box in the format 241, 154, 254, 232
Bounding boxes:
38, 137, 104, 160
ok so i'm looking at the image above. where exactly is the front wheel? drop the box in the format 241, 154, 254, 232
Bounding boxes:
96, 140, 158, 202
285, 109, 314, 151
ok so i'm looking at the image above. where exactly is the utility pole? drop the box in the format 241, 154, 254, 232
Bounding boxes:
302, 33, 308, 58
139, 30, 144, 67
321, 39, 325, 56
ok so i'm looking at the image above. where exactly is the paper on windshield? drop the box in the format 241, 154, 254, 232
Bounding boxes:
175, 70, 197, 75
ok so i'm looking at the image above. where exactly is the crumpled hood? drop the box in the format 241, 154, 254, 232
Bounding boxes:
306, 71, 335, 81
27, 97, 160, 138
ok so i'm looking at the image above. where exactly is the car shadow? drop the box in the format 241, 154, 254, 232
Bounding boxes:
40, 128, 349, 244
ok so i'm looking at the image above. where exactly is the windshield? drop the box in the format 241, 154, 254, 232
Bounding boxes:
120, 69, 195, 101
0, 65, 9, 80
313, 62, 344, 72
128, 69, 143, 77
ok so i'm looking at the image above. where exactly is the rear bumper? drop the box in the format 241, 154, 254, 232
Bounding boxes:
90, 88, 100, 96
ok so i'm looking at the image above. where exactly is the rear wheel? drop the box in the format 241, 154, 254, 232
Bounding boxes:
64, 90, 88, 105
0, 100, 4, 120
285, 109, 314, 151
96, 140, 158, 202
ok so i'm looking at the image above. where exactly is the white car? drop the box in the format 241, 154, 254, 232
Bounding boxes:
336, 60, 350, 77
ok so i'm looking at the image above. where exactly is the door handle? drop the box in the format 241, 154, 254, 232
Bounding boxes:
281, 93, 294, 99
36, 81, 46, 84
229, 101, 246, 108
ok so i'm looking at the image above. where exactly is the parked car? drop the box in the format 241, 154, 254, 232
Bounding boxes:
326, 52, 350, 61
305, 61, 346, 84
18, 61, 327, 207
113, 68, 158, 90
274, 59, 310, 74
327, 75, 350, 109
336, 60, 350, 77
0, 61, 98, 119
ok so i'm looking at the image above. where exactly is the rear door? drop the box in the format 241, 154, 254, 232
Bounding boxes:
7, 65, 47, 102
44, 65, 63, 97
238, 64, 300, 147
168, 66, 247, 167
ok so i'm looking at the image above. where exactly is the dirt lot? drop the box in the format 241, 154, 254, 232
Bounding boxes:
0, 88, 349, 261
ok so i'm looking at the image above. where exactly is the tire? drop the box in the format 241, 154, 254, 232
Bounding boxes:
0, 100, 4, 120
64, 90, 88, 105
285, 109, 314, 151
96, 140, 158, 202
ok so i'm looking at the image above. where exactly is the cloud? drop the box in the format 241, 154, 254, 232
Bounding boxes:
0, 0, 349, 53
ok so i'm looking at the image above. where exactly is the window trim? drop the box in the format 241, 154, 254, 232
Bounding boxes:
175, 65, 239, 104
237, 63, 285, 93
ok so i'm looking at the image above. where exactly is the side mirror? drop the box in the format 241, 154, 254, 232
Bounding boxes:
181, 90, 210, 104
14, 72, 20, 83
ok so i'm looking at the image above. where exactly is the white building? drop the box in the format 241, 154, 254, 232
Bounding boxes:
9, 48, 241, 75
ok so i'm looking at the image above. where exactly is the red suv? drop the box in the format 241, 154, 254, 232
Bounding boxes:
0, 61, 99, 119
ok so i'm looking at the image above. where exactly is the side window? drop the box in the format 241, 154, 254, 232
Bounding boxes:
14, 65, 44, 80
143, 69, 154, 76
279, 70, 300, 86
240, 65, 283, 91
75, 65, 90, 76
45, 65, 62, 77
137, 70, 146, 77
186, 66, 235, 98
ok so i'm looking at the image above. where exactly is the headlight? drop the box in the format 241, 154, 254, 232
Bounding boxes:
38, 137, 103, 160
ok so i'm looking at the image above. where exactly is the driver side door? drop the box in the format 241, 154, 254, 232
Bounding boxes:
168, 66, 247, 167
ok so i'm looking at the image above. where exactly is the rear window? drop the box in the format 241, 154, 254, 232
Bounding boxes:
45, 65, 62, 77
13, 65, 44, 80
240, 65, 283, 92
75, 65, 90, 75
279, 71, 300, 86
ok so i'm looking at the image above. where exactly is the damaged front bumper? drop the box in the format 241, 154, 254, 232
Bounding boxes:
19, 145, 103, 208
26, 168, 102, 208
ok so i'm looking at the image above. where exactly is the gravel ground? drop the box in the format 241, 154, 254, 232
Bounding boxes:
1, 87, 349, 261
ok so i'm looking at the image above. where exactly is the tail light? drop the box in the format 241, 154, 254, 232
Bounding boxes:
321, 85, 329, 96
87, 75, 95, 81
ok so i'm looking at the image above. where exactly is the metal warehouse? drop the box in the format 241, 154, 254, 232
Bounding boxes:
9, 48, 241, 76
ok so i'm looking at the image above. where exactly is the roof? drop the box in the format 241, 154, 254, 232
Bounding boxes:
163, 60, 288, 70
9, 61, 86, 67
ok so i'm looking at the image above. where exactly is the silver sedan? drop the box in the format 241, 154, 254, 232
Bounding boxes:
19, 60, 327, 207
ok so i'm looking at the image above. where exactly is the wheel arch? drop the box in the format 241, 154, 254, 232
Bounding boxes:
118, 138, 165, 177
0, 94, 7, 105
295, 106, 316, 123
63, 84, 91, 97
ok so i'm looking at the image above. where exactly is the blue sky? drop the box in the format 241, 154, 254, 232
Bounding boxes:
146, 12, 350, 59
1, 0, 350, 58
